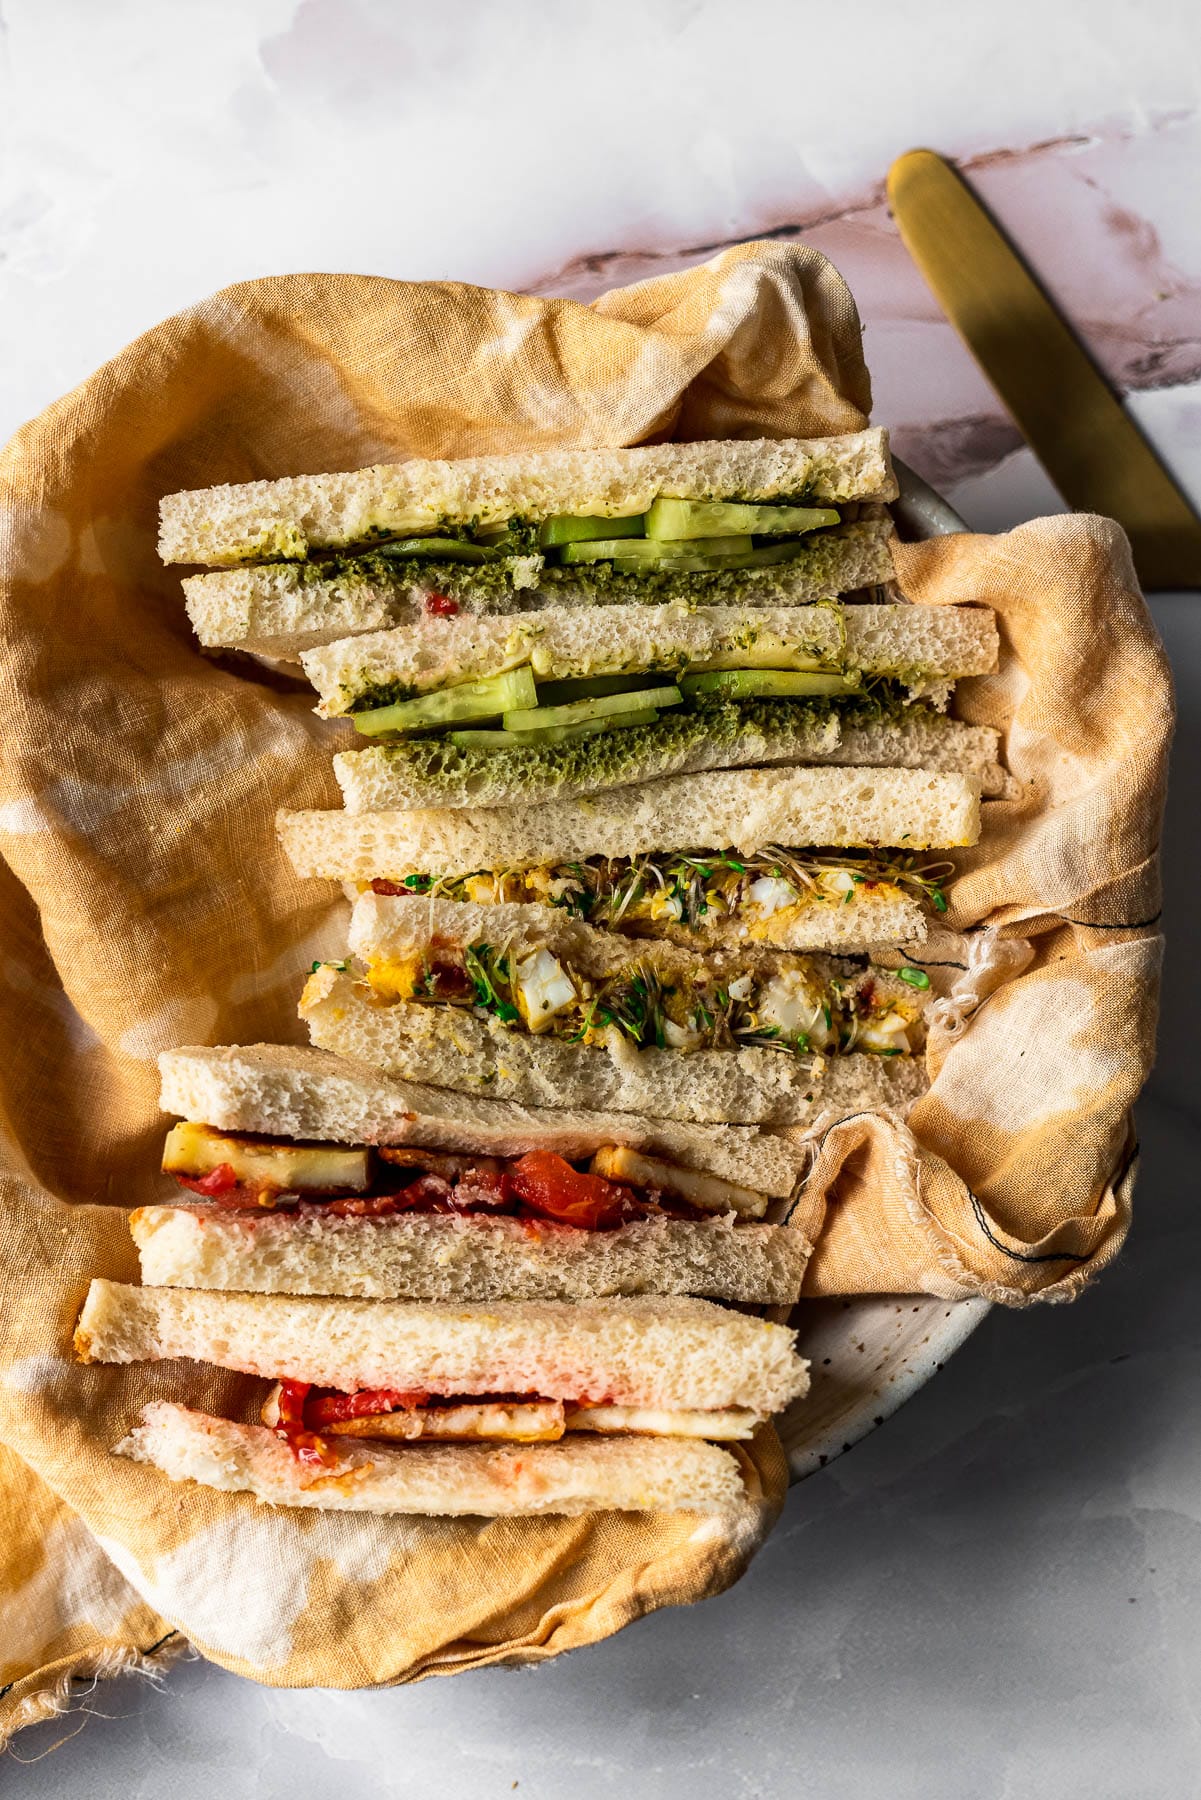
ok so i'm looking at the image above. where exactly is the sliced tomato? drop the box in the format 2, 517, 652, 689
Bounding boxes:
506, 1151, 632, 1231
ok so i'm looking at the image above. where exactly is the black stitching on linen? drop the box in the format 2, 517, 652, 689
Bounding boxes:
966, 1140, 1140, 1266
1056, 912, 1162, 930
967, 1188, 1090, 1264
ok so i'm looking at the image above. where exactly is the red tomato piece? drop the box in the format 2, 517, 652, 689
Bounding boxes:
424, 592, 459, 616
506, 1151, 632, 1231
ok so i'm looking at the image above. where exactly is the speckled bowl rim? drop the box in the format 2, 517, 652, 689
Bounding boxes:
780, 458, 990, 1484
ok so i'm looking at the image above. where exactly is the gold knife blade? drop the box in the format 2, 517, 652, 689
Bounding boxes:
887, 148, 1201, 590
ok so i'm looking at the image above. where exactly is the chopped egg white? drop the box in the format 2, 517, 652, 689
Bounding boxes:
514, 948, 576, 1032
727, 973, 754, 1001
745, 875, 799, 916
663, 1019, 703, 1050
756, 971, 831, 1047
817, 868, 858, 900
857, 1009, 913, 1053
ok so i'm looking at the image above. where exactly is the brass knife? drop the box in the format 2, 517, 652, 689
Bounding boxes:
887, 148, 1201, 590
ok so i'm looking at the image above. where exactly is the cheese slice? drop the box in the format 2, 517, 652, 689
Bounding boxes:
565, 1405, 759, 1440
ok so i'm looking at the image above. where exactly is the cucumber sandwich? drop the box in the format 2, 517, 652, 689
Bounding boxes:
299, 599, 1001, 809
160, 432, 900, 658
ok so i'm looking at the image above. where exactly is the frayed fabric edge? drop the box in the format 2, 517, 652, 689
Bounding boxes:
0, 1635, 191, 1755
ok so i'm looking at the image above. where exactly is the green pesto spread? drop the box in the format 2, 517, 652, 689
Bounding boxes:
347, 687, 921, 804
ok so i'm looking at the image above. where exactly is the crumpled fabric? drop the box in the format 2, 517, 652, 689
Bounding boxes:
0, 241, 1169, 1740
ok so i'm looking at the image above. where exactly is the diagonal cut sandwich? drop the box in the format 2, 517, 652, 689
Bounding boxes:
143, 1043, 813, 1303
303, 599, 1001, 809
77, 1283, 809, 1516
160, 433, 901, 658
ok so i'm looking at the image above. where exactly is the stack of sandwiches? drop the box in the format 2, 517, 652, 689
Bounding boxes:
76, 430, 1000, 1518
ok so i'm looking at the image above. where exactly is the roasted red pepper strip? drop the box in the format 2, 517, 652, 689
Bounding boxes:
175, 1163, 239, 1196
305, 1387, 432, 1426
506, 1151, 633, 1231
272, 1379, 339, 1467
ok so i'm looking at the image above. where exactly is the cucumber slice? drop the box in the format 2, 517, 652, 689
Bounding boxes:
449, 709, 659, 751
374, 537, 496, 563
559, 535, 753, 566
680, 670, 859, 701
352, 666, 538, 736
609, 540, 835, 574
538, 514, 646, 547
503, 685, 683, 732
532, 672, 659, 707
645, 499, 841, 539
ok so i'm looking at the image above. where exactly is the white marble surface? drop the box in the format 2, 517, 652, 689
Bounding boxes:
4, 0, 1201, 1790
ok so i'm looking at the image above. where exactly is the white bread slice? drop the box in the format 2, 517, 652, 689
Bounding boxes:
832, 713, 1004, 795
130, 1206, 813, 1304
303, 601, 997, 717
300, 964, 929, 1126
180, 518, 896, 659
158, 431, 898, 566
76, 1285, 809, 1415
842, 604, 998, 691
157, 1043, 805, 1199
332, 703, 841, 812
116, 1402, 746, 1515
277, 766, 982, 882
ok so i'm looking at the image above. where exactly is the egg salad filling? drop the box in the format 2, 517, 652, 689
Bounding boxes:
369, 847, 952, 940
335, 940, 929, 1061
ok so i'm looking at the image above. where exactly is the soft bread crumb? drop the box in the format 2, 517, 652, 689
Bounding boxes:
130, 1206, 813, 1304
277, 765, 983, 880
78, 1284, 809, 1414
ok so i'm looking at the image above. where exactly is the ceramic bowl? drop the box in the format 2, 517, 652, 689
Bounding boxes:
778, 458, 990, 1483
